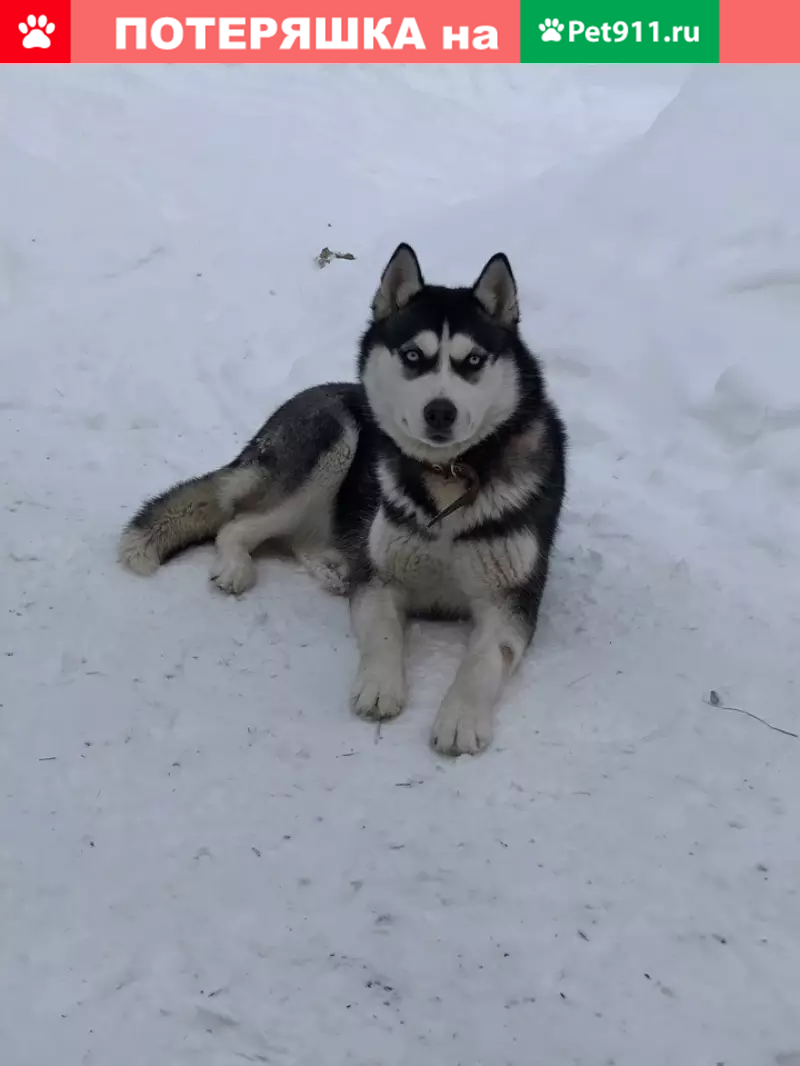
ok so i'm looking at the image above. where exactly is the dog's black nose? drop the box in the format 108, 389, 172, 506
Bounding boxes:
423, 398, 457, 435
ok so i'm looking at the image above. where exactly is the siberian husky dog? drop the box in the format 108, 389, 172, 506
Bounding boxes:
119, 244, 567, 756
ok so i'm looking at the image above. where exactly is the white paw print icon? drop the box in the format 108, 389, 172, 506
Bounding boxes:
19, 14, 56, 49
539, 17, 565, 42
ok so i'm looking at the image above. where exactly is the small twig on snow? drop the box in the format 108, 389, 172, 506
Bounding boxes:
705, 690, 797, 739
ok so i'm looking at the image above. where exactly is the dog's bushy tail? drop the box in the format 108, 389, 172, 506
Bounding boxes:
118, 465, 263, 575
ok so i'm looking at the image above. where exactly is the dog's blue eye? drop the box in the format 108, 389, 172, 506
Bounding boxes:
401, 348, 422, 364
466, 352, 486, 368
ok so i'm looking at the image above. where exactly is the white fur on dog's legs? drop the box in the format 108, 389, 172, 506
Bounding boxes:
209, 512, 279, 595
297, 549, 350, 595
431, 604, 530, 756
350, 581, 407, 720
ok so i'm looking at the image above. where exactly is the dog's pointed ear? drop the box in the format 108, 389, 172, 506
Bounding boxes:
372, 243, 424, 321
472, 253, 519, 328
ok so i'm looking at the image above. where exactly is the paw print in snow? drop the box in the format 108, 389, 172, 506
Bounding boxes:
19, 14, 56, 48
539, 18, 565, 42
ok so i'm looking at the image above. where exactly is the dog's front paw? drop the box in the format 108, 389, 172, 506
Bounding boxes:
351, 656, 406, 721
431, 699, 494, 756
209, 555, 257, 596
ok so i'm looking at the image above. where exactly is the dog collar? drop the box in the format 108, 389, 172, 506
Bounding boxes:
424, 461, 480, 527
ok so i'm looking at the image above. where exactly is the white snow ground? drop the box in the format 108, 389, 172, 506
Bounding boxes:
1, 62, 799, 1066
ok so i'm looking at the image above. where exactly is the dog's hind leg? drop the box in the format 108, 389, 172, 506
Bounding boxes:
295, 549, 351, 596
210, 396, 358, 596
210, 510, 282, 595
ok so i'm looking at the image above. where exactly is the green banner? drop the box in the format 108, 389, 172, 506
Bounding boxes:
521, 0, 720, 62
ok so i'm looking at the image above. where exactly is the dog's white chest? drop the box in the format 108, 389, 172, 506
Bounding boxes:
368, 506, 540, 618
368, 508, 468, 615
367, 456, 541, 615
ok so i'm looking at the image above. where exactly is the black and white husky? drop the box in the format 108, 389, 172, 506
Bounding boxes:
119, 244, 568, 756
